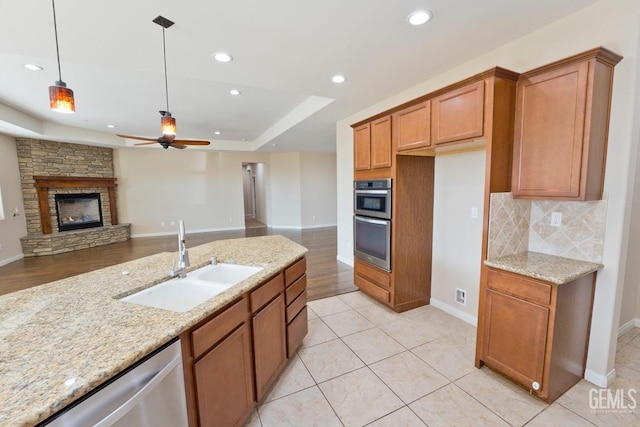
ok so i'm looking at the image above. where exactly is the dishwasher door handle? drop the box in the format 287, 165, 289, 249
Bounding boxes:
93, 354, 181, 427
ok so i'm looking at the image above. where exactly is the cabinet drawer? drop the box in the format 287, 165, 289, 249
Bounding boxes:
355, 275, 390, 304
487, 268, 551, 306
285, 257, 306, 287
251, 273, 284, 313
287, 306, 308, 357
192, 297, 249, 359
286, 290, 307, 324
355, 260, 390, 289
286, 274, 306, 305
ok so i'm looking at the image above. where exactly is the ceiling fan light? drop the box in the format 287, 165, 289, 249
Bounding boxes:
161, 115, 176, 135
49, 81, 75, 113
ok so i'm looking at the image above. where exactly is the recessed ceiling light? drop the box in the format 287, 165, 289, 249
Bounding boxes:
241, 138, 247, 141
214, 131, 221, 135
272, 143, 278, 147
331, 74, 347, 84
212, 52, 233, 63
407, 10, 433, 26
230, 89, 241, 95
24, 64, 43, 71
107, 124, 115, 128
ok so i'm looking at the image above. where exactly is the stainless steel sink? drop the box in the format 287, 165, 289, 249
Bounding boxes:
121, 263, 263, 312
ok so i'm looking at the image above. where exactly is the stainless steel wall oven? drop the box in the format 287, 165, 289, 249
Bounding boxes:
354, 179, 392, 271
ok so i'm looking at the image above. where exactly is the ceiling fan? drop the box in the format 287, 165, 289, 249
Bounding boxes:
117, 16, 210, 150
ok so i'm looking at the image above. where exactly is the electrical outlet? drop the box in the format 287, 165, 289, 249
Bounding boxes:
455, 288, 466, 306
551, 212, 562, 227
170, 221, 176, 226
161, 221, 166, 227
470, 207, 478, 219
312, 215, 316, 221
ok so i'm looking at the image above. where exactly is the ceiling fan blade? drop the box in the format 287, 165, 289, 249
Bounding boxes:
133, 141, 160, 146
174, 139, 211, 146
116, 134, 158, 142
170, 143, 188, 150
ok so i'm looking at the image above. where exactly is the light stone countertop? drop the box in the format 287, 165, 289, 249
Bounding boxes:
484, 251, 603, 284
0, 235, 307, 427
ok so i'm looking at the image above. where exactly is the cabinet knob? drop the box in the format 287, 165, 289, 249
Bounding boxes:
532, 381, 541, 391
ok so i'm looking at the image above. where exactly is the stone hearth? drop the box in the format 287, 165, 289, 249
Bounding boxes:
16, 138, 131, 256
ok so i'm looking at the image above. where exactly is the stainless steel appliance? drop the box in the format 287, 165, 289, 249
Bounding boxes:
354, 179, 392, 271
44, 340, 188, 427
354, 178, 391, 219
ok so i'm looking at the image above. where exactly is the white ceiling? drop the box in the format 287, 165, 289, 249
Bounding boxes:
0, 0, 600, 153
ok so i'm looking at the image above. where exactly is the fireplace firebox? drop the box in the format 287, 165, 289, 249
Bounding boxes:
55, 193, 104, 232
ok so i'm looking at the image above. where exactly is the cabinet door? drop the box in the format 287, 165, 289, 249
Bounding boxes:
370, 116, 392, 168
354, 123, 371, 171
512, 62, 589, 199
396, 101, 431, 151
253, 293, 287, 401
482, 289, 549, 392
195, 323, 254, 427
431, 80, 485, 145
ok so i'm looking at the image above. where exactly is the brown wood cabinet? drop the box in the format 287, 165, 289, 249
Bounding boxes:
182, 298, 254, 427
284, 257, 308, 357
181, 257, 308, 426
431, 80, 485, 145
354, 116, 392, 177
512, 47, 622, 200
395, 101, 431, 151
250, 274, 287, 402
477, 268, 596, 403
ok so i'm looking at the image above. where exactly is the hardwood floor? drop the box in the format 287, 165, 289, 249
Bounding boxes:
0, 226, 357, 300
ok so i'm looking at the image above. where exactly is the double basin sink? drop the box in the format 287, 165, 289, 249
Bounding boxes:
122, 263, 263, 312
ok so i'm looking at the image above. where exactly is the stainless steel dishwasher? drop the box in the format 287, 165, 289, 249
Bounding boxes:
44, 339, 188, 427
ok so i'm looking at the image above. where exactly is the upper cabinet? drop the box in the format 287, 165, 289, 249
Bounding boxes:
431, 80, 485, 145
354, 115, 392, 177
395, 101, 431, 152
512, 47, 623, 200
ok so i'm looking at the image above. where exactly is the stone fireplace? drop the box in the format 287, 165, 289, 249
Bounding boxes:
16, 138, 130, 256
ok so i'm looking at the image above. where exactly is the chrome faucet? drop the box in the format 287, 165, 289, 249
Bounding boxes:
170, 220, 190, 278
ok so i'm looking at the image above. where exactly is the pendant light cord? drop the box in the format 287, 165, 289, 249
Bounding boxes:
51, 0, 63, 82
162, 27, 170, 112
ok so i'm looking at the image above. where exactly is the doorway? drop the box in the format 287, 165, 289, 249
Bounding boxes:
242, 163, 266, 229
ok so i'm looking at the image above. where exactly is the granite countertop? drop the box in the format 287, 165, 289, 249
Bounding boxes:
0, 235, 307, 427
484, 251, 603, 284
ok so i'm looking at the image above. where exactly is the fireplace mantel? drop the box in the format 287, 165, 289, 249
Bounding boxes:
33, 176, 118, 234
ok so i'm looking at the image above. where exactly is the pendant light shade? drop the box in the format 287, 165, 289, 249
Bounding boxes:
49, 80, 75, 113
154, 16, 176, 135
161, 112, 176, 135
49, 0, 75, 113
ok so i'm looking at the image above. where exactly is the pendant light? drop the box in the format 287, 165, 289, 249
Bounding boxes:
154, 16, 176, 136
48, 0, 75, 113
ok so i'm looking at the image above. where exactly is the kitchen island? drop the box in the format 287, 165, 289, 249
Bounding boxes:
0, 235, 307, 426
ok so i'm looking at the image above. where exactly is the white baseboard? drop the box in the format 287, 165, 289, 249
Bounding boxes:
584, 368, 616, 388
0, 253, 24, 267
618, 318, 640, 336
336, 254, 354, 267
429, 297, 478, 327
131, 226, 245, 238
301, 223, 337, 230
268, 225, 303, 230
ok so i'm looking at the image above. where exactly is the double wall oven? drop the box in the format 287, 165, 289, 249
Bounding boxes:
354, 179, 392, 271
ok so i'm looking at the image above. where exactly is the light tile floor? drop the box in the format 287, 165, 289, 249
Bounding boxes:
246, 291, 640, 427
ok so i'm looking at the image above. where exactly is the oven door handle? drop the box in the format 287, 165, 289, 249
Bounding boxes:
355, 216, 389, 225
355, 189, 389, 195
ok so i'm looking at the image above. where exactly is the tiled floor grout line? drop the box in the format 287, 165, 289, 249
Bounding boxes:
554, 402, 598, 427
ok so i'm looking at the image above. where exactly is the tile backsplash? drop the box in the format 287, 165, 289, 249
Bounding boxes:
488, 193, 607, 263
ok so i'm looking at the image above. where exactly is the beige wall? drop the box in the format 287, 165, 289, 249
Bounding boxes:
268, 152, 302, 228
300, 152, 337, 228
431, 150, 486, 322
336, 0, 640, 386
0, 135, 27, 265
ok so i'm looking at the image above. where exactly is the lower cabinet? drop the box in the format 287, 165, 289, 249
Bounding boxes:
477, 267, 596, 402
194, 323, 254, 427
251, 292, 287, 402
181, 257, 308, 426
